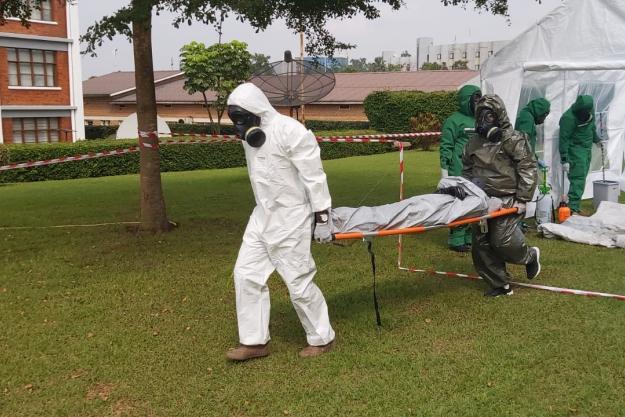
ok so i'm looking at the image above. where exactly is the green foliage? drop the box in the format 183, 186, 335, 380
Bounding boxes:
250, 53, 271, 75
409, 112, 443, 151
180, 40, 251, 133
335, 56, 404, 73
167, 122, 236, 135
84, 125, 119, 140
0, 144, 8, 165
421, 62, 444, 70
364, 90, 457, 133
0, 137, 396, 183
452, 60, 469, 70
305, 120, 370, 131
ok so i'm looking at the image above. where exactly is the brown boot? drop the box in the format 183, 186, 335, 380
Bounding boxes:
226, 344, 269, 361
299, 340, 335, 358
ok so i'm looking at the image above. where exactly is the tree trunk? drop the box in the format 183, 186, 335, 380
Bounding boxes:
132, 12, 172, 232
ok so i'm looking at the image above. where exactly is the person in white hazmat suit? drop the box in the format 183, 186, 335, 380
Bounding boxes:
225, 83, 336, 361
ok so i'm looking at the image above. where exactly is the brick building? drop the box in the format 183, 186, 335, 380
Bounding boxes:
83, 70, 479, 125
0, 0, 84, 144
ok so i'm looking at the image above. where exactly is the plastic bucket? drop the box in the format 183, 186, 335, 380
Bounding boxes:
593, 180, 620, 209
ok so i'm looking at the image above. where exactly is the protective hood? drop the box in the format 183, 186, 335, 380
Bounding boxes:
458, 84, 481, 117
526, 98, 551, 123
571, 95, 595, 115
475, 94, 512, 130
227, 83, 278, 125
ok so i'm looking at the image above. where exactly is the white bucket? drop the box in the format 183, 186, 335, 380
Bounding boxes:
593, 180, 620, 209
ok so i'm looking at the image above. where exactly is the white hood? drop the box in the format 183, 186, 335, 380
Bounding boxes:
227, 83, 278, 123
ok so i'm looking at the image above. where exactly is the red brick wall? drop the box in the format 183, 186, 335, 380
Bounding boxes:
0, 48, 71, 105
0, 1, 67, 38
2, 118, 13, 143
59, 116, 72, 142
1, 117, 72, 144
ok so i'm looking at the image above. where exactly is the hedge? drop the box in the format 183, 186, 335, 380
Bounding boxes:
0, 139, 394, 183
85, 125, 119, 140
305, 120, 370, 131
363, 90, 457, 133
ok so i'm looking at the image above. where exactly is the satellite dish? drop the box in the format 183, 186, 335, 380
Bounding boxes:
116, 113, 171, 140
248, 50, 336, 110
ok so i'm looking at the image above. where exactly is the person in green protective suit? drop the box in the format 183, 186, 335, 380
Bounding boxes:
462, 94, 541, 297
440, 84, 482, 252
559, 95, 603, 212
515, 97, 551, 155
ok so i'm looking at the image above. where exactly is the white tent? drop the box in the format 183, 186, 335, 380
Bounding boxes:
116, 113, 171, 140
480, 0, 625, 203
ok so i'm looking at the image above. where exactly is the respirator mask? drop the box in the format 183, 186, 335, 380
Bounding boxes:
476, 109, 502, 142
227, 105, 266, 148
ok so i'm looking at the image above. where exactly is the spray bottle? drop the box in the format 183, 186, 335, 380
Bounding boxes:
535, 161, 554, 224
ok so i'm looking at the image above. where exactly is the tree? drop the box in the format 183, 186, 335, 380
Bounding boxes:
452, 60, 469, 70
1, 0, 539, 232
180, 40, 251, 133
77, 0, 409, 232
422, 62, 443, 70
250, 53, 271, 75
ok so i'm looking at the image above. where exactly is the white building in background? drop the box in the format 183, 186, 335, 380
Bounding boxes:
381, 50, 400, 66
416, 37, 509, 70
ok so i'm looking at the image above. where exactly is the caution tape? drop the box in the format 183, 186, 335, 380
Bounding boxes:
399, 266, 625, 301
0, 131, 425, 172
0, 147, 139, 171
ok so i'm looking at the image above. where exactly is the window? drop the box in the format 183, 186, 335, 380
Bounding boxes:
436, 53, 441, 60
475, 51, 481, 58
7, 48, 56, 87
449, 52, 454, 60
488, 50, 494, 56
462, 52, 467, 59
339, 104, 351, 110
12, 118, 59, 144
475, 64, 480, 70
27, 0, 52, 21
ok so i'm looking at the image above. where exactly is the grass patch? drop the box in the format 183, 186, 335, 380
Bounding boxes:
1, 151, 625, 416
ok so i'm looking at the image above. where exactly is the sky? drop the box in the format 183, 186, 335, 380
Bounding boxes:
79, 0, 564, 80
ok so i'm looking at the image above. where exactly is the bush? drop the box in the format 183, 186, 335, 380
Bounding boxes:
167, 122, 236, 135
409, 112, 442, 151
0, 138, 396, 183
85, 125, 118, 140
305, 120, 370, 131
363, 90, 457, 133
0, 144, 8, 165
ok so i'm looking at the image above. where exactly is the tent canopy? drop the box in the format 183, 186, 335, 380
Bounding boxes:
481, 0, 625, 200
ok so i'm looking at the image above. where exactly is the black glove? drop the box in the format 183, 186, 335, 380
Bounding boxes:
435, 186, 467, 200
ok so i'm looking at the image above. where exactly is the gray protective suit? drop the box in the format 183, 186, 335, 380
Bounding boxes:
462, 95, 538, 289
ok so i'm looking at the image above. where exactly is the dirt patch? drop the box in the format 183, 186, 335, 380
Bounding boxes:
86, 383, 113, 401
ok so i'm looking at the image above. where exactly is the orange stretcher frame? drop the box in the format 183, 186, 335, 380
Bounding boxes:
332, 207, 519, 241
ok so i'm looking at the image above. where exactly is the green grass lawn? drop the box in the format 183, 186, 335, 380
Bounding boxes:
1, 150, 625, 417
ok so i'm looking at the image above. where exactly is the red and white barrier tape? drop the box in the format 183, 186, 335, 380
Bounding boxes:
399, 266, 625, 301
0, 131, 422, 172
0, 147, 139, 172
162, 131, 440, 142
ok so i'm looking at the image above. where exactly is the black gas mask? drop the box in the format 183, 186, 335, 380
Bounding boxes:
469, 91, 482, 117
476, 108, 502, 142
573, 109, 592, 124
535, 112, 549, 125
227, 105, 266, 148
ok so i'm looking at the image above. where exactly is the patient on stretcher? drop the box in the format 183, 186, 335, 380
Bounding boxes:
331, 177, 492, 234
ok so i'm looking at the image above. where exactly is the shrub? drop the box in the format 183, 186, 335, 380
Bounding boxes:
0, 144, 8, 165
85, 125, 118, 140
305, 120, 370, 131
363, 90, 457, 133
167, 122, 236, 135
409, 112, 442, 151
0, 138, 395, 183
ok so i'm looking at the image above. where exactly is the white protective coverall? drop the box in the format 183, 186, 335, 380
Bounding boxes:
228, 83, 335, 346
